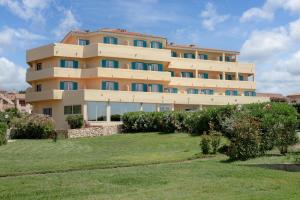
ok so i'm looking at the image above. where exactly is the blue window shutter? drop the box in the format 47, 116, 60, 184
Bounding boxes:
183, 53, 188, 58
102, 81, 107, 90
114, 82, 119, 90
73, 60, 78, 68
143, 63, 148, 70
171, 51, 177, 57
103, 37, 109, 44
131, 83, 136, 91
131, 62, 136, 70
239, 75, 244, 81
204, 73, 208, 79
133, 40, 138, 46
173, 88, 178, 93
159, 42, 162, 49
143, 84, 148, 92
194, 89, 199, 94
253, 92, 256, 96
204, 54, 208, 60
158, 84, 163, 92
210, 90, 214, 95
192, 54, 195, 59
60, 60, 65, 68
112, 37, 118, 44
225, 90, 230, 96
143, 41, 147, 47
113, 60, 119, 68
73, 82, 78, 90
102, 60, 107, 67
170, 71, 174, 77
86, 40, 90, 45
189, 72, 194, 77
158, 64, 163, 71
233, 90, 238, 96
244, 91, 249, 96
150, 41, 154, 48
60, 81, 64, 90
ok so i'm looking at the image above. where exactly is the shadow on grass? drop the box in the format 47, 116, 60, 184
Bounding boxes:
243, 163, 300, 172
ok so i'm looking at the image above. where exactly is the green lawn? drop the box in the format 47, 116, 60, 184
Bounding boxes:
0, 133, 299, 200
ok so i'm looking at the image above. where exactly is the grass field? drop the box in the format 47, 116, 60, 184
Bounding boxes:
0, 133, 299, 200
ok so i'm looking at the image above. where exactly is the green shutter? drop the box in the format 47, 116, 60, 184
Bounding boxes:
210, 90, 214, 95
73, 82, 78, 90
113, 60, 119, 68
225, 90, 230, 96
143, 41, 147, 47
131, 62, 136, 70
73, 60, 78, 68
112, 37, 118, 44
114, 82, 119, 90
143, 84, 148, 92
102, 60, 107, 68
183, 53, 187, 58
143, 63, 148, 70
170, 71, 174, 77
60, 60, 65, 68
204, 54, 208, 60
194, 89, 199, 94
150, 41, 154, 48
60, 81, 64, 90
239, 75, 244, 81
133, 40, 138, 46
173, 88, 178, 93
233, 90, 238, 96
204, 73, 208, 79
158, 64, 163, 71
159, 42, 162, 49
192, 54, 195, 59
131, 83, 136, 91
158, 84, 163, 93
86, 40, 90, 45
103, 37, 109, 44
102, 81, 107, 90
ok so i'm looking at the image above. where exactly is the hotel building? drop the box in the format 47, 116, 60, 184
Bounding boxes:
26, 28, 269, 129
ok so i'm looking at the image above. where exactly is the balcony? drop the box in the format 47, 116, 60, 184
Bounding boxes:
27, 43, 171, 63
26, 67, 171, 82
169, 77, 255, 89
169, 57, 255, 74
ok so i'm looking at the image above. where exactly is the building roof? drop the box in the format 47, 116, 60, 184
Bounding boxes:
167, 43, 240, 54
256, 93, 285, 98
287, 93, 300, 97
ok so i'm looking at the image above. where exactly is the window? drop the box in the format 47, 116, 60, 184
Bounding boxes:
219, 74, 223, 80
199, 73, 209, 79
78, 39, 90, 46
103, 36, 118, 44
239, 75, 244, 81
102, 81, 119, 90
225, 56, 233, 62
60, 60, 78, 68
148, 63, 163, 71
159, 104, 172, 111
43, 108, 52, 117
19, 100, 26, 106
164, 88, 178, 93
150, 41, 162, 49
225, 90, 238, 96
187, 89, 198, 94
101, 60, 119, 68
87, 102, 107, 121
199, 54, 208, 60
131, 62, 147, 70
181, 72, 194, 78
169, 71, 175, 77
171, 51, 177, 57
60, 81, 78, 90
64, 105, 81, 115
183, 53, 195, 59
36, 84, 42, 92
201, 89, 214, 95
149, 84, 163, 92
132, 83, 147, 92
244, 91, 256, 96
134, 40, 147, 47
36, 63, 42, 71
225, 74, 233, 80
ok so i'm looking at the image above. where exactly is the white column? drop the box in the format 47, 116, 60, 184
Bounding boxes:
195, 69, 198, 78
222, 72, 225, 80
222, 53, 225, 62
235, 72, 239, 80
140, 103, 143, 111
106, 102, 111, 122
156, 104, 160, 112
171, 104, 175, 111
83, 102, 88, 122
199, 104, 203, 111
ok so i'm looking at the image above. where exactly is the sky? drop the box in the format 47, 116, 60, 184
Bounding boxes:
0, 0, 300, 95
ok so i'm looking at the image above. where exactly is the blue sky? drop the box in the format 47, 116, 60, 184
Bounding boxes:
0, 0, 300, 95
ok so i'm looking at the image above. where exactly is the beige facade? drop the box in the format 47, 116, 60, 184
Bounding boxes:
26, 28, 269, 130
0, 92, 32, 113
287, 93, 300, 103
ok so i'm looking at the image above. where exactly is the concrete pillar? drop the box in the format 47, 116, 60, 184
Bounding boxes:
236, 72, 239, 80
222, 53, 225, 62
171, 104, 175, 111
179, 53, 182, 58
199, 104, 203, 111
195, 50, 198, 59
140, 103, 143, 111
222, 72, 225, 80
83, 103, 88, 121
195, 69, 198, 78
106, 102, 111, 122
156, 104, 160, 112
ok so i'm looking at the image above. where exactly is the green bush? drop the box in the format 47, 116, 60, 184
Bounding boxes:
66, 115, 84, 129
0, 108, 21, 126
0, 122, 7, 146
200, 134, 211, 154
210, 131, 222, 154
10, 114, 55, 139
111, 114, 121, 121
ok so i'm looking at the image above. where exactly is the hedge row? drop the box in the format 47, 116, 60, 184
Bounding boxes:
0, 122, 7, 146
122, 103, 299, 160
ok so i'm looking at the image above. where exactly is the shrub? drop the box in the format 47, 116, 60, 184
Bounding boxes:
200, 134, 211, 154
222, 111, 263, 160
0, 122, 7, 146
10, 114, 55, 139
0, 108, 21, 126
111, 114, 121, 121
66, 115, 84, 129
210, 131, 222, 154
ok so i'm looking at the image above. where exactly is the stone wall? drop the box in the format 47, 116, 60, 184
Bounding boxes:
67, 123, 122, 138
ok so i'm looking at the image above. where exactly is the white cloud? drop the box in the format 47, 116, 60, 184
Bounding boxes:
53, 10, 80, 38
0, 57, 27, 91
240, 17, 300, 94
240, 0, 300, 22
0, 0, 52, 23
200, 3, 230, 31
0, 27, 45, 52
